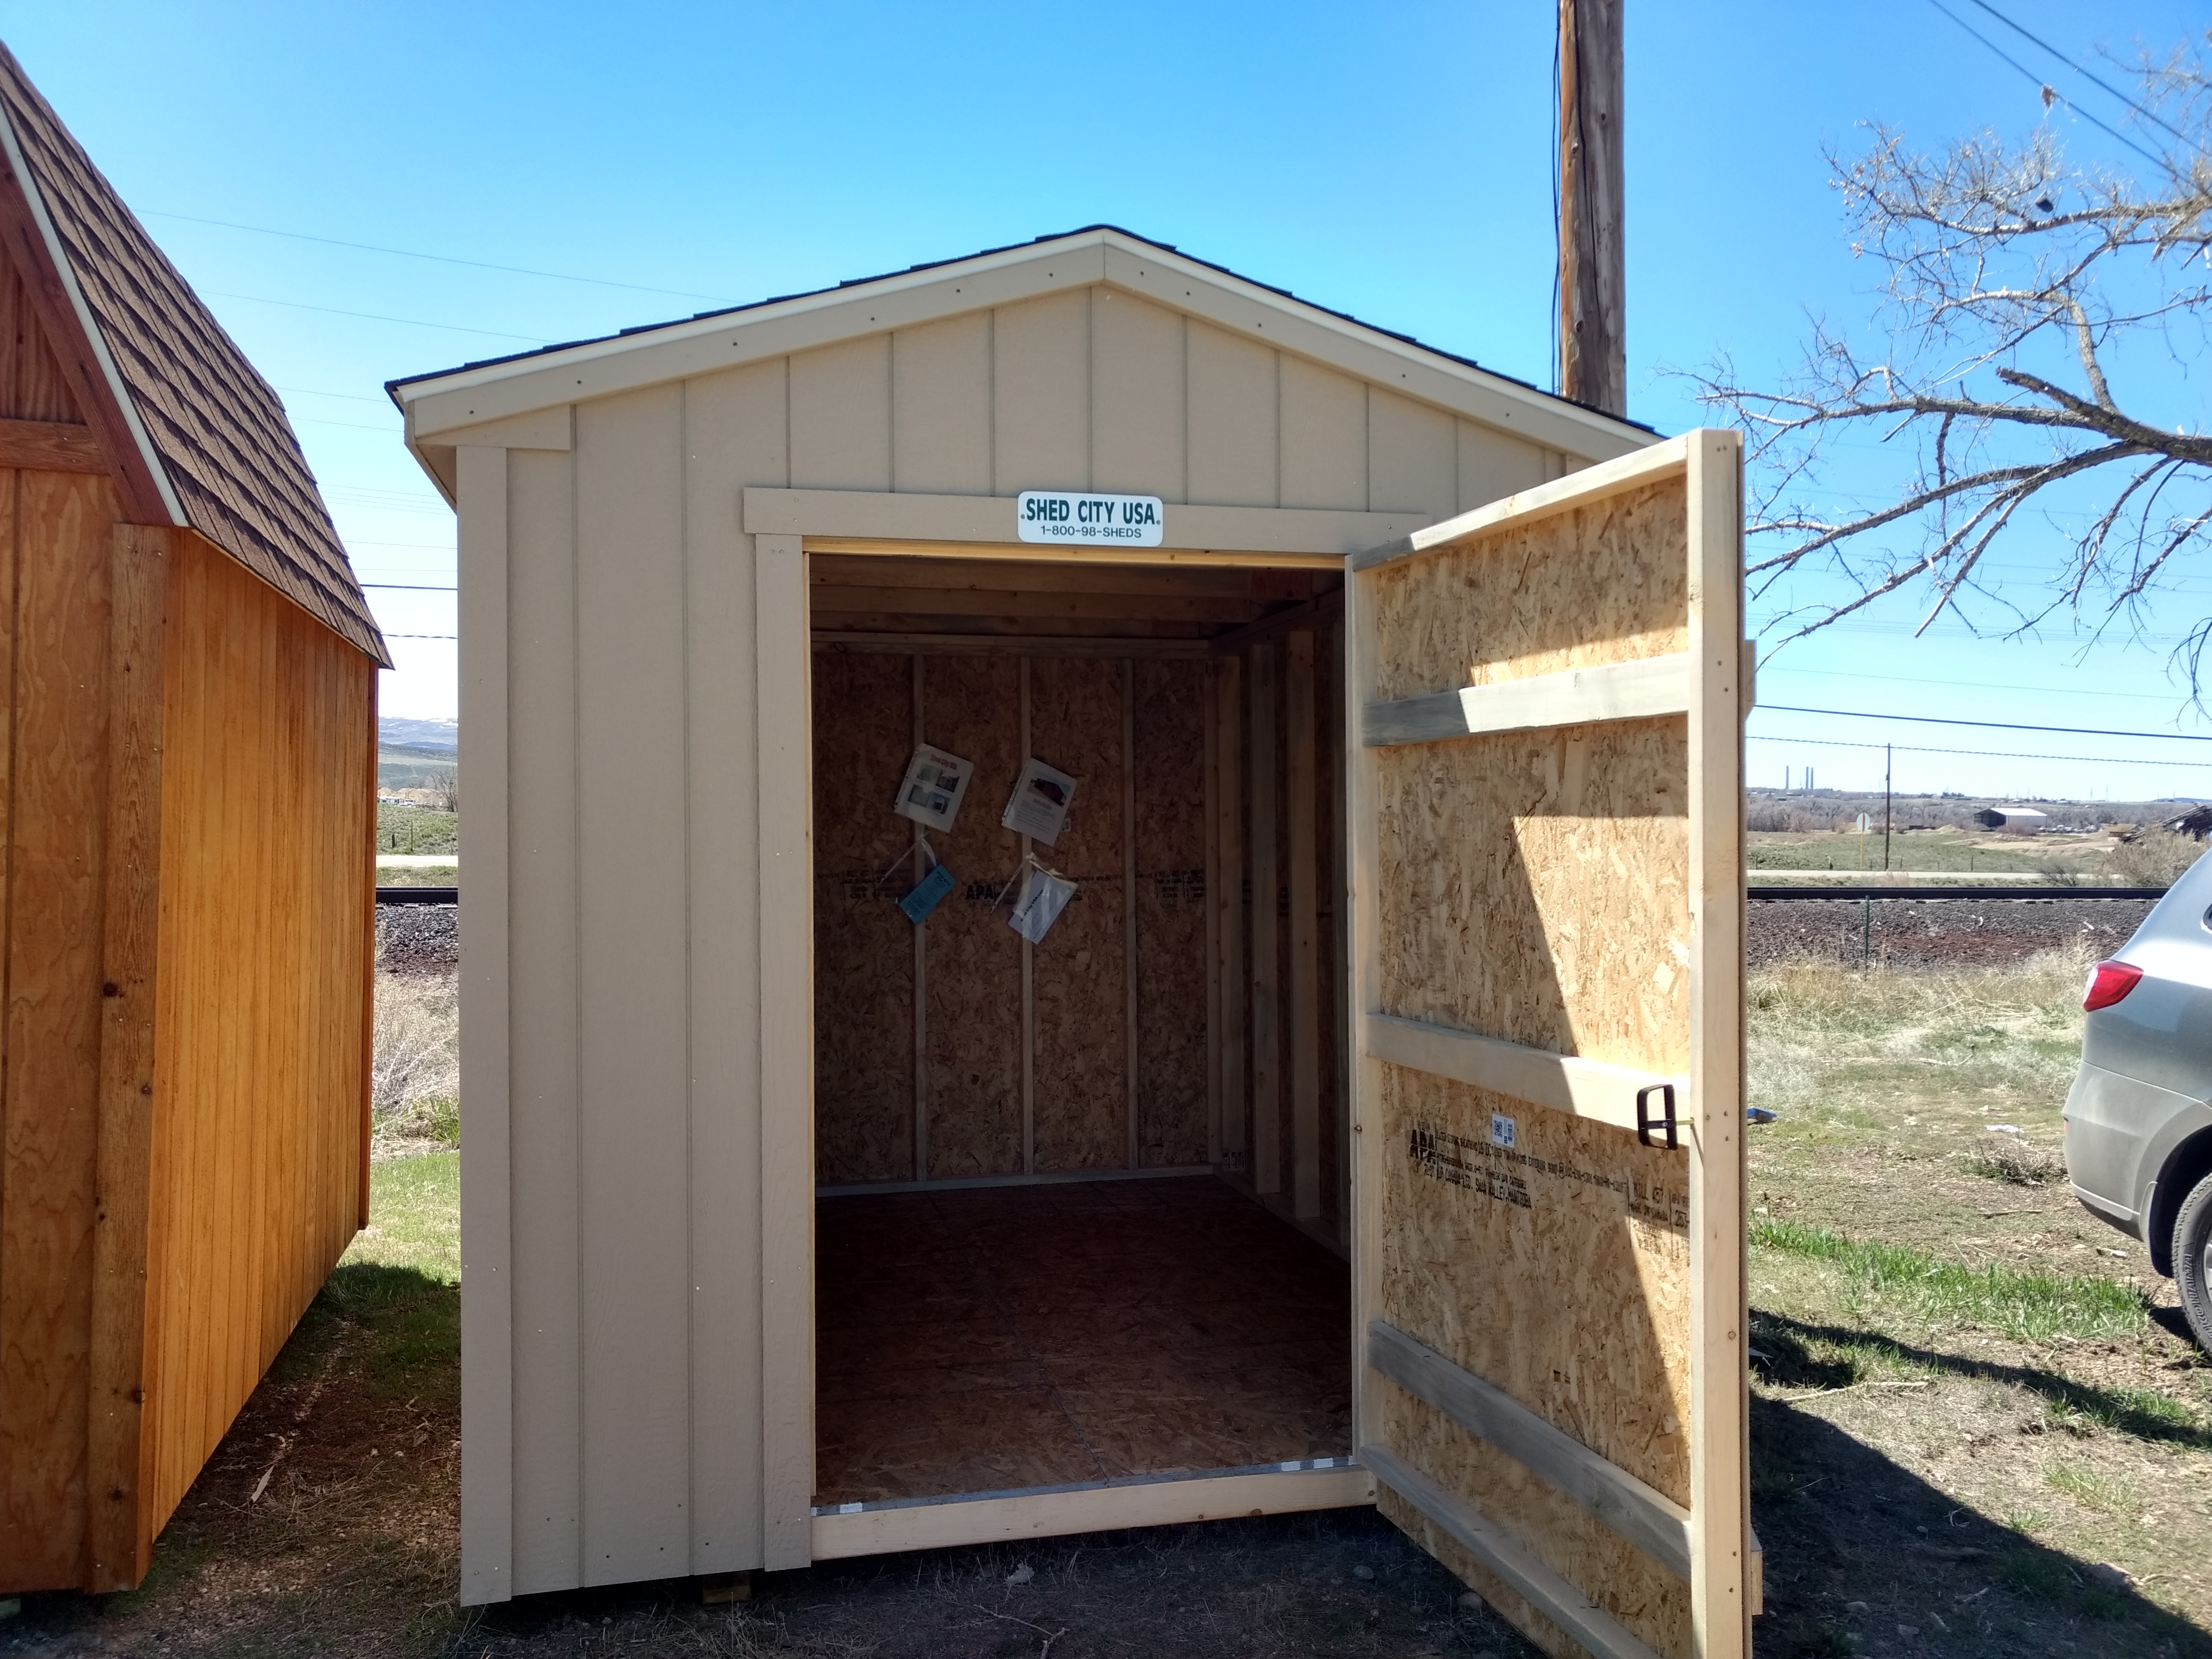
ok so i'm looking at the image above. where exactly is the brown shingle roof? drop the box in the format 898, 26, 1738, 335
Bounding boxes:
0, 44, 387, 665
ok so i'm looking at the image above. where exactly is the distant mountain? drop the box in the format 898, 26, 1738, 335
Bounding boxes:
380, 716, 457, 751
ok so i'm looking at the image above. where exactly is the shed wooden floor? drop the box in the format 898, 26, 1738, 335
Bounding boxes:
816, 1178, 1351, 1506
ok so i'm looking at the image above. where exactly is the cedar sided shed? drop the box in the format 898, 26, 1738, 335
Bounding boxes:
0, 47, 386, 1592
395, 227, 1756, 1659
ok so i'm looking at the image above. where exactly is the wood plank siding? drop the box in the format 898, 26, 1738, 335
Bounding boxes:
141, 529, 374, 1536
0, 500, 373, 1591
0, 48, 385, 1592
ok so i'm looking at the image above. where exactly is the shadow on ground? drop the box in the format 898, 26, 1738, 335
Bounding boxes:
1750, 1311, 2210, 1658
460, 1514, 1544, 1658
6, 1278, 2212, 1657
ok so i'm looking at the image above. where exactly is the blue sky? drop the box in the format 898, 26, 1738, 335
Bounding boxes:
7, 1, 2211, 802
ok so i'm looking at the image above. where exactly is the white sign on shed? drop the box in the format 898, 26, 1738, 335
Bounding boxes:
1016, 490, 1164, 546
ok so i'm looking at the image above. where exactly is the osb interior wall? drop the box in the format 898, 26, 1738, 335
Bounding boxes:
1369, 479, 1695, 1659
471, 279, 1586, 1589
1216, 622, 1348, 1237
143, 530, 375, 1533
811, 649, 1207, 1185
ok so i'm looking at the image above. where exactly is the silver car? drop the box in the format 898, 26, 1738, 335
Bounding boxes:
2065, 849, 2212, 1347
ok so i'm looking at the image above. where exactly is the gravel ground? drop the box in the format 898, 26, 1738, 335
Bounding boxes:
1749, 894, 2159, 969
382, 896, 2156, 977
375, 902, 458, 975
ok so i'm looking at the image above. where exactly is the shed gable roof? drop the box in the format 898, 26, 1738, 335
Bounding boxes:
390, 227, 1654, 480
0, 44, 388, 665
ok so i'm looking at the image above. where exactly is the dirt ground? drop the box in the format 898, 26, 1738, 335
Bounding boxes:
0, 1255, 1540, 1658
9, 913, 2212, 1656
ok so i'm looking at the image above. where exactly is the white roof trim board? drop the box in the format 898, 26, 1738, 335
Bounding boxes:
391, 227, 1652, 472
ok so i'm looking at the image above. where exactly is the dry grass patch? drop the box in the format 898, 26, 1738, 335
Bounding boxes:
372, 969, 458, 1150
1748, 945, 2212, 1653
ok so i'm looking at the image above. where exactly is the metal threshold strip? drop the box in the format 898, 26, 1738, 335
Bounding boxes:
808, 1457, 1373, 1561
810, 1455, 1361, 1518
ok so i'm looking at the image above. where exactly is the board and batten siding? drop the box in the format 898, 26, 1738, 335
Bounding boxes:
144, 529, 377, 1534
459, 287, 1593, 1601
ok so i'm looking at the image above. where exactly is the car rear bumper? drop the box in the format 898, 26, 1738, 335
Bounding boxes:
2065, 1060, 2205, 1242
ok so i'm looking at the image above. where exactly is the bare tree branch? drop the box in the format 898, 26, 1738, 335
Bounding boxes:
1687, 39, 2212, 690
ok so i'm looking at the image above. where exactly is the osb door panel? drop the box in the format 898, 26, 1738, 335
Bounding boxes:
1347, 433, 1746, 1659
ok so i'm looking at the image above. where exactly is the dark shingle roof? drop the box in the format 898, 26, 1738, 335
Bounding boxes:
0, 44, 387, 665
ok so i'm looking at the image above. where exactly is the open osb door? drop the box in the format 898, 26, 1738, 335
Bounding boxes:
1346, 431, 1749, 1659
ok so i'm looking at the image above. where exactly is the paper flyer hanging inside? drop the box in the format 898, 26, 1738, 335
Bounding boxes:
1008, 864, 1078, 944
1001, 758, 1077, 845
893, 745, 974, 832
899, 861, 957, 925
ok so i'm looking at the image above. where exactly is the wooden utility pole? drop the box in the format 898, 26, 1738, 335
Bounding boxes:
1558, 0, 1626, 416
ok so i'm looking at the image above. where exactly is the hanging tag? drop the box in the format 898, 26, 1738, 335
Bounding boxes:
1002, 757, 1078, 845
894, 745, 974, 832
899, 861, 957, 925
1008, 864, 1077, 944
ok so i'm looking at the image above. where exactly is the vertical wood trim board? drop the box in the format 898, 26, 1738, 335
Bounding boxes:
1215, 657, 1245, 1165
682, 369, 770, 1574
913, 654, 929, 1183
1202, 661, 1221, 1166
456, 445, 516, 1603
1284, 629, 1321, 1219
1685, 432, 1750, 1658
1121, 658, 1139, 1168
1329, 618, 1352, 1239
1247, 641, 1280, 1194
755, 534, 815, 1569
1345, 553, 1384, 1461
1019, 655, 1035, 1177
85, 523, 170, 1590
359, 671, 377, 1232
0, 469, 114, 1589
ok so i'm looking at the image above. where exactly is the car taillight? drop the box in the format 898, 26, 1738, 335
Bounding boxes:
2083, 960, 2144, 1011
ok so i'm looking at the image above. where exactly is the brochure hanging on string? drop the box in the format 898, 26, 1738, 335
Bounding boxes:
1007, 860, 1078, 944
1002, 758, 1077, 845
894, 745, 974, 832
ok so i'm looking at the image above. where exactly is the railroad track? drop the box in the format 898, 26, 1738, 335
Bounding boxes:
377, 884, 2170, 907
1747, 884, 2164, 902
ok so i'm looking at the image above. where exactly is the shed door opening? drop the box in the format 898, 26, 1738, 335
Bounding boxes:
807, 553, 1358, 1515
1348, 432, 1750, 1659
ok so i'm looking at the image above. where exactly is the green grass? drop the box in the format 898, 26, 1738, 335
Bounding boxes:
377, 802, 457, 854
342, 1151, 459, 1284
1751, 1216, 2151, 1342
1745, 830, 2087, 876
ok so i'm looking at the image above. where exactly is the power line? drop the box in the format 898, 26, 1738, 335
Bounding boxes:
1757, 703, 2212, 742
275, 384, 389, 404
1762, 665, 2196, 705
1961, 0, 2204, 158
147, 210, 735, 304
1924, 0, 2166, 171
382, 633, 457, 640
293, 415, 401, 433
204, 289, 550, 343
1748, 732, 2212, 769
362, 583, 455, 592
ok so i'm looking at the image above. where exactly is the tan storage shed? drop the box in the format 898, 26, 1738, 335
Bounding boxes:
393, 228, 1754, 1659
0, 44, 385, 1591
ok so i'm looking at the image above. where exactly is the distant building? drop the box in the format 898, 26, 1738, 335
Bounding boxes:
1977, 806, 2049, 835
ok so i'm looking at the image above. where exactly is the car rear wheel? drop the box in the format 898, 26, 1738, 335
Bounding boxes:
2174, 1173, 2212, 1353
